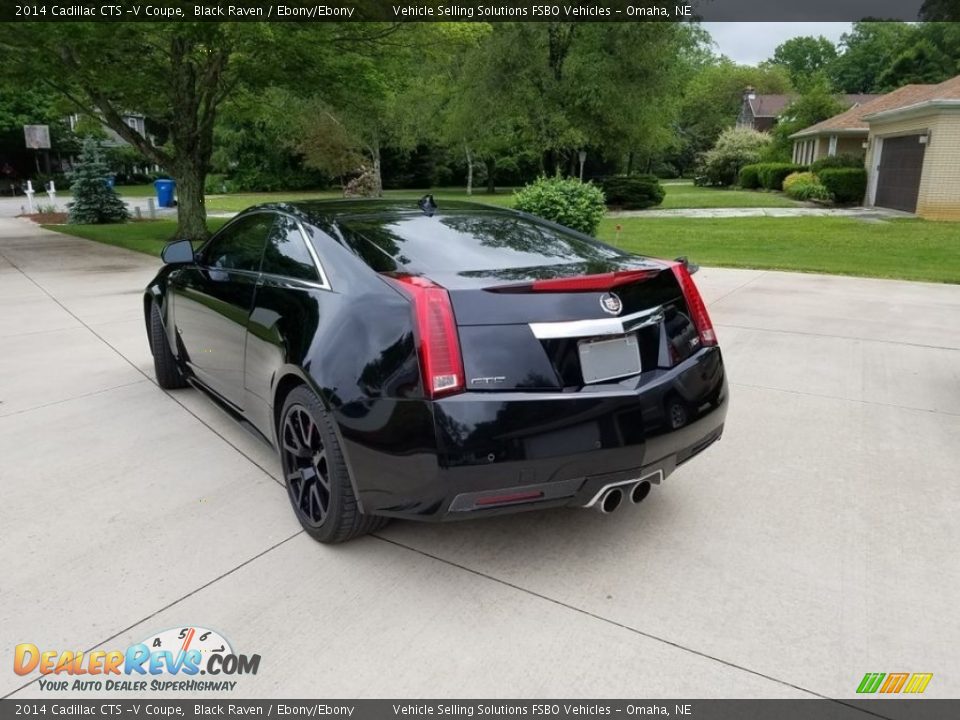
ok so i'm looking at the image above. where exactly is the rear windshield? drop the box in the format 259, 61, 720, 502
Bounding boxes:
338, 213, 624, 273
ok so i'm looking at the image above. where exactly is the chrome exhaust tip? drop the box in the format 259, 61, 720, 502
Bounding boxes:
597, 487, 625, 514
630, 480, 652, 505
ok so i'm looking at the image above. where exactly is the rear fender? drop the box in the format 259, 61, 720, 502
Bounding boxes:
272, 365, 368, 514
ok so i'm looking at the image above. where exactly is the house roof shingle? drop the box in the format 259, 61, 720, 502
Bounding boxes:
749, 93, 879, 118
790, 74, 960, 138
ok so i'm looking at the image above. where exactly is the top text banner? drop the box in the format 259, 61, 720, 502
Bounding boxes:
2, 0, 943, 22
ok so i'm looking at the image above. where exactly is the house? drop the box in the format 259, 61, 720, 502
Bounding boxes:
736, 87, 877, 133
736, 90, 792, 132
788, 85, 936, 165
67, 113, 154, 149
790, 74, 960, 218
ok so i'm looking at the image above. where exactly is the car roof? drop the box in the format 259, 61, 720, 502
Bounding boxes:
244, 198, 516, 226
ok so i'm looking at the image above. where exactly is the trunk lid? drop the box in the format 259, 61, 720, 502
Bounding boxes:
435, 260, 701, 392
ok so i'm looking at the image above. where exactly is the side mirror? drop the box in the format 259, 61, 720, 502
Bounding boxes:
161, 239, 195, 265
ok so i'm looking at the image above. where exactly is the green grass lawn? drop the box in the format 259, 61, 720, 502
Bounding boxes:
657, 181, 801, 209
41, 219, 229, 257
203, 181, 796, 212
44, 214, 959, 284
68, 180, 791, 212
597, 216, 960, 284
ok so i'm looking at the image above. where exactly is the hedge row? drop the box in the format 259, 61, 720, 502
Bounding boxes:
739, 163, 807, 190
810, 154, 863, 174
601, 174, 665, 210
818, 168, 868, 204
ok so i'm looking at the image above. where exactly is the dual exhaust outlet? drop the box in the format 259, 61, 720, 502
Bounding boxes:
594, 479, 652, 514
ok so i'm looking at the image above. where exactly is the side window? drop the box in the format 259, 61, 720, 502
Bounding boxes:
261, 215, 321, 283
201, 213, 276, 272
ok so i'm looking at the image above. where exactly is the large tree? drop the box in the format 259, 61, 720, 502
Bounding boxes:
829, 21, 919, 93
0, 18, 397, 240
455, 22, 698, 179
292, 23, 465, 195
766, 36, 838, 91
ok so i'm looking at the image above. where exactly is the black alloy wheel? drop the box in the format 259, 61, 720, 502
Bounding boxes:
281, 404, 331, 528
278, 385, 388, 543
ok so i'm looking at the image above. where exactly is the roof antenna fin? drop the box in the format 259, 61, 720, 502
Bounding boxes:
418, 194, 437, 216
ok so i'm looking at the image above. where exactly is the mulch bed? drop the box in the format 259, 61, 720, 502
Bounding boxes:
18, 213, 159, 225
18, 212, 69, 224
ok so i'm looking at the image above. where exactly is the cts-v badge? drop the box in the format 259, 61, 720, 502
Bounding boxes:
600, 292, 623, 315
470, 376, 506, 386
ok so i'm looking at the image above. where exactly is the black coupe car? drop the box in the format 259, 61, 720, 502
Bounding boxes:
145, 199, 727, 543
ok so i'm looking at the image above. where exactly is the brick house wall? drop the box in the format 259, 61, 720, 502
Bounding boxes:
866, 110, 960, 220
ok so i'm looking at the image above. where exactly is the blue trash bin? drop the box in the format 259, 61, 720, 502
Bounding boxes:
154, 179, 175, 208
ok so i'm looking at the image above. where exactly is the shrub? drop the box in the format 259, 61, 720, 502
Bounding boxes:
698, 128, 771, 187
818, 167, 868, 204
738, 164, 762, 189
204, 173, 229, 195
782, 171, 818, 193
810, 153, 863, 174
751, 162, 807, 190
512, 176, 606, 235
793, 183, 832, 201
784, 176, 831, 202
601, 175, 665, 210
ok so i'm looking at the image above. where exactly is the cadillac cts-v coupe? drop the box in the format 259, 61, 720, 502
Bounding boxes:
145, 199, 727, 543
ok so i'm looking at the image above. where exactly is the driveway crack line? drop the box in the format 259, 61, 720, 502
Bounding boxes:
706, 271, 770, 308
0, 246, 284, 488
370, 535, 896, 718
1, 530, 304, 699
729, 381, 960, 418
715, 322, 960, 352
0, 379, 148, 418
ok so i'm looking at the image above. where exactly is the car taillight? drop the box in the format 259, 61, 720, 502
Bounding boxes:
530, 269, 658, 292
671, 263, 717, 347
384, 275, 465, 398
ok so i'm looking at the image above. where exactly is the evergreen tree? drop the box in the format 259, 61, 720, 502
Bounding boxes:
67, 138, 129, 224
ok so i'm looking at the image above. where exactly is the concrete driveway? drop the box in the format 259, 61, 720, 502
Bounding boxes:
2, 218, 958, 700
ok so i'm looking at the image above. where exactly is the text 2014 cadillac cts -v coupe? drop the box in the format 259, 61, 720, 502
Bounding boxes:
145, 199, 727, 543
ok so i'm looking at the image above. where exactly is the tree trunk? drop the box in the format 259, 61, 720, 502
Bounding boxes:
464, 143, 473, 196
484, 157, 497, 194
371, 142, 383, 197
173, 162, 208, 242
626, 151, 635, 176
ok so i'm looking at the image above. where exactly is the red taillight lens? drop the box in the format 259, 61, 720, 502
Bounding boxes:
671, 263, 717, 347
530, 269, 658, 292
385, 275, 465, 398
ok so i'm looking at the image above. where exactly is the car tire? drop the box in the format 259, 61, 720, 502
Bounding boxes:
279, 385, 388, 544
149, 302, 189, 389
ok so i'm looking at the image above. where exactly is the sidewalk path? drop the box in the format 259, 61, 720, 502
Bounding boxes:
609, 206, 913, 219
0, 194, 234, 219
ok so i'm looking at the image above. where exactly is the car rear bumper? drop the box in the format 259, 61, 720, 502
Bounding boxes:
341, 346, 727, 520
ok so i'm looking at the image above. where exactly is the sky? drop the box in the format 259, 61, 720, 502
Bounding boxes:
701, 22, 853, 65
